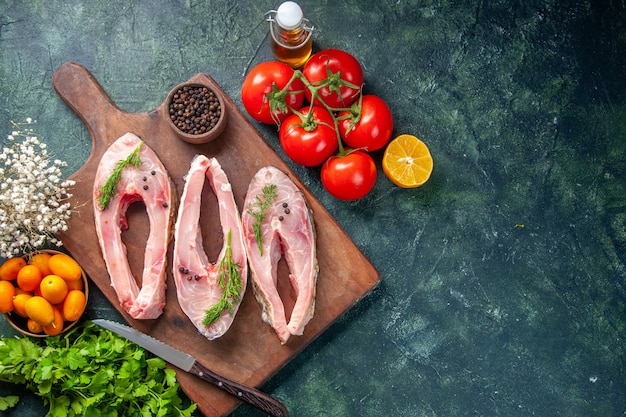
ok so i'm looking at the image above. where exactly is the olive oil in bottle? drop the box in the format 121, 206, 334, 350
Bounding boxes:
266, 1, 315, 68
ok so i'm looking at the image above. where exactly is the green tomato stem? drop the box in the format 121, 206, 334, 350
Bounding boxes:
288, 70, 361, 156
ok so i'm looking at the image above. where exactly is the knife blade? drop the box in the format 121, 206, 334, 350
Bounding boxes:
92, 319, 289, 417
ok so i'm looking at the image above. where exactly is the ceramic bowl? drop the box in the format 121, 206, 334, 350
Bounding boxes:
165, 80, 229, 144
3, 249, 89, 338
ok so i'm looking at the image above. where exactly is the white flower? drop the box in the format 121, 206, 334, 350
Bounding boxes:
0, 120, 74, 258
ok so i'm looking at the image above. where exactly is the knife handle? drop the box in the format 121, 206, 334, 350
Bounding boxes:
190, 361, 289, 417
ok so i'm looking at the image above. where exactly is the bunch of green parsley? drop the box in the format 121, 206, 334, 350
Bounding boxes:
0, 321, 196, 416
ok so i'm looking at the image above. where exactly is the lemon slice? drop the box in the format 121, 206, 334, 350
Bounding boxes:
382, 134, 433, 188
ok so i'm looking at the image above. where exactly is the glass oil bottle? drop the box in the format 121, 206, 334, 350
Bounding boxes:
266, 1, 315, 68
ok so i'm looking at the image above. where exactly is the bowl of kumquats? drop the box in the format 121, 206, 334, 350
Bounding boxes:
0, 250, 89, 337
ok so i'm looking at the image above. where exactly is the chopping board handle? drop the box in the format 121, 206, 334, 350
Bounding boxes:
52, 62, 123, 137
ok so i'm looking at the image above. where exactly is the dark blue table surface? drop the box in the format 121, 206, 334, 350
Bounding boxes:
1, 1, 625, 416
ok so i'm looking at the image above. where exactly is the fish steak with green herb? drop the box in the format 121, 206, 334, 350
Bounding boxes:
242, 166, 318, 344
172, 155, 247, 339
93, 132, 175, 319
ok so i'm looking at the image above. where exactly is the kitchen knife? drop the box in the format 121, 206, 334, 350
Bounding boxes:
92, 319, 289, 417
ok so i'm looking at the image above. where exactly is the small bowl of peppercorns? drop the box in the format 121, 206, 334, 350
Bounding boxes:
166, 79, 229, 144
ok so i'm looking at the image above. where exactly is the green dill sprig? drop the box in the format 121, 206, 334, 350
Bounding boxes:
202, 231, 243, 327
246, 184, 277, 255
97, 142, 143, 210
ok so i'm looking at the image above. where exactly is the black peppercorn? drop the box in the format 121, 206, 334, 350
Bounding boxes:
169, 85, 222, 135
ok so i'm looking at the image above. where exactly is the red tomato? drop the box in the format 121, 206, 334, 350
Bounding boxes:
338, 95, 394, 151
279, 106, 339, 167
241, 61, 305, 124
302, 49, 364, 108
321, 150, 377, 200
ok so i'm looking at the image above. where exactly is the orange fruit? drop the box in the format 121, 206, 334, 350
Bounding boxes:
63, 290, 86, 321
0, 257, 27, 281
24, 295, 55, 326
27, 319, 44, 334
382, 134, 433, 188
0, 281, 17, 313
66, 278, 84, 291
40, 275, 69, 305
17, 265, 43, 292
29, 252, 53, 276
43, 307, 64, 336
12, 293, 32, 317
48, 254, 82, 282
14, 287, 29, 295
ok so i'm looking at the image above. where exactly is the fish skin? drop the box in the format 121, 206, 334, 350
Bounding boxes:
93, 132, 175, 320
172, 155, 247, 340
242, 166, 318, 344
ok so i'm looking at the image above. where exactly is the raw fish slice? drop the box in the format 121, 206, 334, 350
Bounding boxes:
172, 155, 247, 340
93, 132, 175, 319
242, 166, 318, 344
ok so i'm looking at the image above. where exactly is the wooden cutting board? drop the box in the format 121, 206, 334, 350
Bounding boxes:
52, 62, 380, 417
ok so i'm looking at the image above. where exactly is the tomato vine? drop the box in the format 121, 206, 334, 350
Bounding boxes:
242, 48, 394, 200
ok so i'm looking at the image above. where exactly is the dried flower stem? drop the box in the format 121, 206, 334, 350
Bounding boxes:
0, 119, 75, 258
